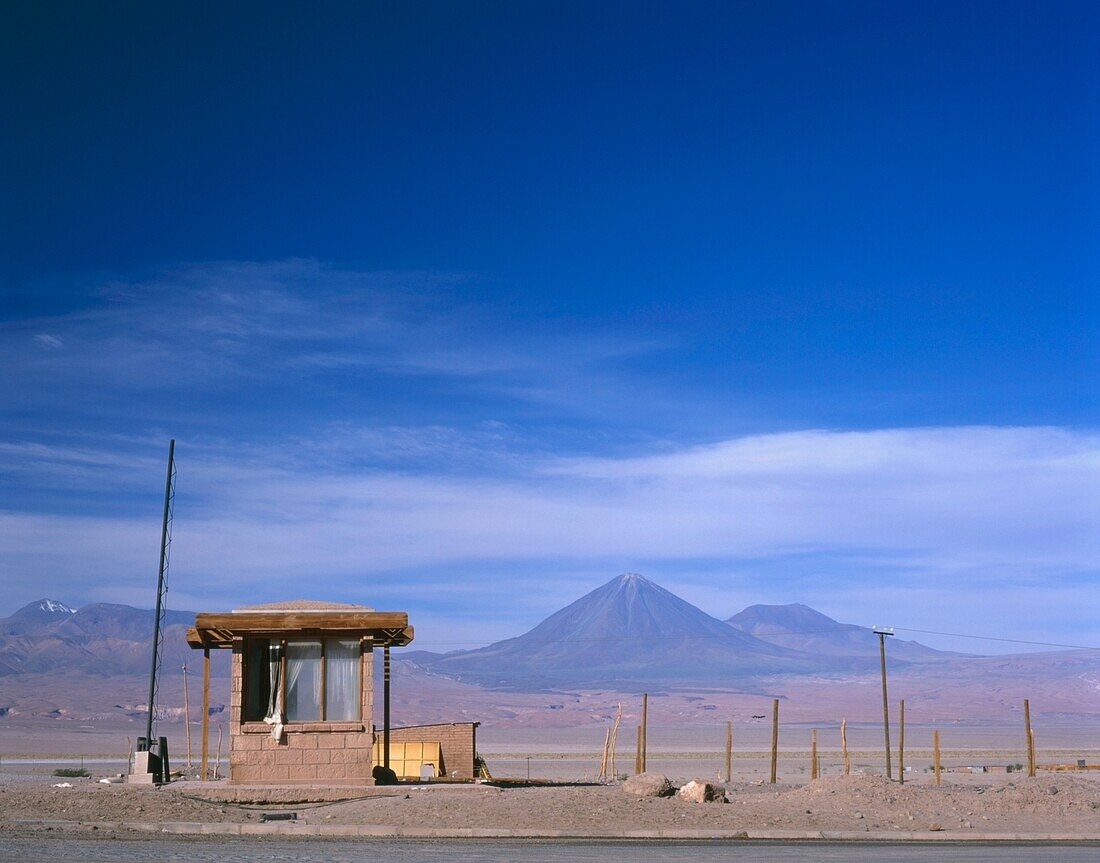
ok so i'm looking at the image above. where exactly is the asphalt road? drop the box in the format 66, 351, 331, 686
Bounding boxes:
1, 839, 1098, 862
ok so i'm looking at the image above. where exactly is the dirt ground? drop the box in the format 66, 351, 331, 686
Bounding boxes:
2, 769, 1098, 838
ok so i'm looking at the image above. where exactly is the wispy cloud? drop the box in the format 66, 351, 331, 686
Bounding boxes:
1, 261, 1097, 651
32, 333, 64, 349
0, 424, 1096, 650
1, 259, 658, 423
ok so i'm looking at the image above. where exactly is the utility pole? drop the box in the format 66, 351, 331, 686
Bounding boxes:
874, 626, 894, 780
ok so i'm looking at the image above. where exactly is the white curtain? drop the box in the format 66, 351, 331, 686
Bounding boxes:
325, 639, 360, 721
286, 640, 322, 721
264, 642, 282, 722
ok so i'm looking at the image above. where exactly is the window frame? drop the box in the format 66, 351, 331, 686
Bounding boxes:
243, 635, 364, 724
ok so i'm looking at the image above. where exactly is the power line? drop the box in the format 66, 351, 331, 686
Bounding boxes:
406, 624, 1100, 652
889, 626, 1099, 652
409, 626, 871, 648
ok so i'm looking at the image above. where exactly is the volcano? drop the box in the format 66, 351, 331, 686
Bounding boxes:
726, 603, 958, 663
415, 573, 829, 689
0, 598, 75, 636
0, 599, 205, 677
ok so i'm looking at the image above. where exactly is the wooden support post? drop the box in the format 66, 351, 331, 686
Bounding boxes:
811, 729, 818, 780
898, 699, 905, 785
724, 720, 732, 784
635, 725, 643, 775
383, 645, 391, 770
770, 699, 779, 784
200, 648, 210, 781
933, 730, 941, 786
841, 718, 850, 776
640, 693, 648, 773
609, 702, 621, 778
1024, 698, 1036, 778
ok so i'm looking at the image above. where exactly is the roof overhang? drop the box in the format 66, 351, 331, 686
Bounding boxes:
187, 610, 414, 649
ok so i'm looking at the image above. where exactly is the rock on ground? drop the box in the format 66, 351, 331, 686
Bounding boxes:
622, 772, 673, 798
676, 780, 728, 803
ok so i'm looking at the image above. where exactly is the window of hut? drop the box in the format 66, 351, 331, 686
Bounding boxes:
285, 640, 323, 721
245, 637, 361, 723
324, 638, 360, 720
243, 638, 277, 722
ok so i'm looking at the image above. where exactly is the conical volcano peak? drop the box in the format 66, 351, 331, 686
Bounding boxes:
606, 572, 658, 593
567, 573, 716, 637
516, 572, 802, 654
423, 572, 818, 688
604, 572, 654, 591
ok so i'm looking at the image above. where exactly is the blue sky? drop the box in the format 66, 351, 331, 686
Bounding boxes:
1, 2, 1097, 652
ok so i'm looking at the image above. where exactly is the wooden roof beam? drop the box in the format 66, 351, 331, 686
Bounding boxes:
194, 610, 409, 632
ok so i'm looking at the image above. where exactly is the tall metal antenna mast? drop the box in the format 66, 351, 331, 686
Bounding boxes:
145, 439, 176, 746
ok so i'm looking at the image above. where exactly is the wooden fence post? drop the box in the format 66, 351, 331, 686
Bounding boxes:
898, 699, 905, 785
598, 727, 610, 781
635, 725, 642, 775
933, 729, 941, 786
1029, 728, 1036, 778
609, 702, 621, 778
640, 693, 648, 773
1024, 698, 1036, 777
724, 720, 732, 784
811, 729, 818, 780
769, 699, 779, 784
841, 718, 850, 776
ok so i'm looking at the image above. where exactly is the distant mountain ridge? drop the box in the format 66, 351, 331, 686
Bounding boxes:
0, 598, 76, 636
726, 603, 957, 662
0, 598, 199, 677
0, 580, 957, 688
1, 582, 1094, 725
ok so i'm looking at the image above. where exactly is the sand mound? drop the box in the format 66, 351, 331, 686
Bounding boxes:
784, 772, 921, 804
991, 775, 1100, 815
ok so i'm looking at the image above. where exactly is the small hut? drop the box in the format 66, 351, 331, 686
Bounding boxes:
187, 599, 476, 785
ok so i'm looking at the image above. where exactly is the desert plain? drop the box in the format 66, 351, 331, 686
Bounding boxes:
3, 714, 1099, 842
